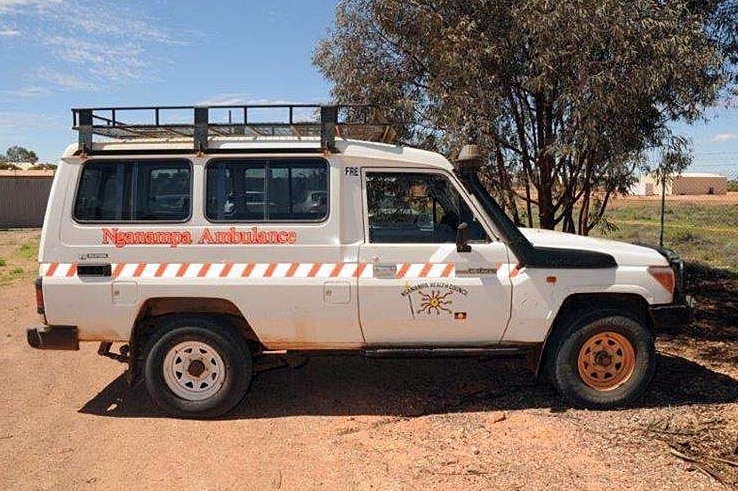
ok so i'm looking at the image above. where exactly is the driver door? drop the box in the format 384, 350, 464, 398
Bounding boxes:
358, 169, 513, 346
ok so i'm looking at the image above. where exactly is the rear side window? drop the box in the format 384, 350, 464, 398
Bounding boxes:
74, 160, 191, 222
206, 159, 328, 222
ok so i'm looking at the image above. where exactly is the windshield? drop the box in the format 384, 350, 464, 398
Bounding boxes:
453, 166, 617, 269
454, 167, 536, 263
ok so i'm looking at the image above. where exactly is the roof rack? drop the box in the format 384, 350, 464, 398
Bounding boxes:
72, 104, 397, 155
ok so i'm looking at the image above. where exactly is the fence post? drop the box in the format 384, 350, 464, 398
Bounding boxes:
659, 178, 666, 247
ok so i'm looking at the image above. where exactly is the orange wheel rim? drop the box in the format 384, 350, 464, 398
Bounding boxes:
577, 331, 636, 391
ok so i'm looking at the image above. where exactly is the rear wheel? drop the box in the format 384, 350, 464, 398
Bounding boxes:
547, 312, 655, 408
144, 316, 252, 418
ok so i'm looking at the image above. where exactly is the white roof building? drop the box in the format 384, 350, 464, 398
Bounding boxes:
632, 172, 728, 196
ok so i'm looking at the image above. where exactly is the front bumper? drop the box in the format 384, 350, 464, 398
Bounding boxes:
27, 326, 79, 350
649, 303, 693, 332
646, 244, 693, 332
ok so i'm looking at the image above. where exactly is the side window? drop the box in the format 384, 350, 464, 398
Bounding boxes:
74, 160, 191, 222
365, 172, 488, 244
146, 166, 191, 219
206, 159, 328, 222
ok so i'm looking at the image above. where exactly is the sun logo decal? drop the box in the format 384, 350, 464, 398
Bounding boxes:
401, 282, 468, 320
416, 289, 453, 315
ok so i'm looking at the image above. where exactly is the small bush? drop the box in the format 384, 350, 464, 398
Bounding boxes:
16, 243, 36, 260
673, 230, 695, 242
28, 163, 57, 170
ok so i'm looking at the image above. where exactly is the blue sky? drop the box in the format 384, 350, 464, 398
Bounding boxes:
0, 0, 737, 178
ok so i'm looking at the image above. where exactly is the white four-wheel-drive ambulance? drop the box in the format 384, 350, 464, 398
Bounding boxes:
27, 104, 691, 418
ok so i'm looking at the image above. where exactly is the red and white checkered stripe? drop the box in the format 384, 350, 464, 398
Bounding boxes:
39, 262, 457, 279
394, 262, 455, 279
39, 263, 78, 278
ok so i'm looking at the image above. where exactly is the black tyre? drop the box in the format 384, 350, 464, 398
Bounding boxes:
143, 316, 252, 419
546, 311, 656, 408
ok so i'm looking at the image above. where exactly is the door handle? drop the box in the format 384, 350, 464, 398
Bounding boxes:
77, 264, 112, 277
373, 263, 396, 279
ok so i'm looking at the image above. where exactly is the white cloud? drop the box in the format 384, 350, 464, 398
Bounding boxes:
193, 96, 324, 125
2, 86, 50, 97
198, 94, 248, 106
197, 95, 312, 107
44, 35, 146, 81
245, 98, 305, 105
35, 67, 95, 91
712, 133, 738, 143
0, 110, 63, 130
0, 0, 61, 14
1, 0, 187, 92
52, 5, 182, 46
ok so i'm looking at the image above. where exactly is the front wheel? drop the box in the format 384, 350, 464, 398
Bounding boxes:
547, 313, 656, 408
143, 316, 252, 418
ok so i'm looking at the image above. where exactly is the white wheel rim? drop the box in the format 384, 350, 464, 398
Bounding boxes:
162, 341, 226, 401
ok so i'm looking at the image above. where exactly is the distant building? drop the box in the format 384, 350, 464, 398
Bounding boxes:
631, 172, 728, 196
10, 161, 37, 170
0, 169, 55, 228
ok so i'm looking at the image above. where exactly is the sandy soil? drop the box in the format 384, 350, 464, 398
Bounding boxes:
1, 235, 737, 490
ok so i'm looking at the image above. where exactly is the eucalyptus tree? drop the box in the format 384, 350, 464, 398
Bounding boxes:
315, 0, 737, 234
5, 145, 38, 164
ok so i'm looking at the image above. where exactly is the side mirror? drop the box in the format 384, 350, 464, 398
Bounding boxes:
456, 222, 471, 253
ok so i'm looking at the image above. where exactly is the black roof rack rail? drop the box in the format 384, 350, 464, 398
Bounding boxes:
71, 104, 397, 155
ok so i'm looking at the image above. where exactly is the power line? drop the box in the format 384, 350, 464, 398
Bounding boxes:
692, 151, 738, 156
693, 165, 738, 168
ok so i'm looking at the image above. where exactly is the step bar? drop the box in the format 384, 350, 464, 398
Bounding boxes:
362, 347, 528, 358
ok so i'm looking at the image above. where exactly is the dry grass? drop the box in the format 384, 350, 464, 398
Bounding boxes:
596, 196, 738, 271
0, 229, 38, 285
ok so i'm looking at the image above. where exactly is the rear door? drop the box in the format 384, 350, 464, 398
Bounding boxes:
357, 169, 513, 346
49, 159, 193, 339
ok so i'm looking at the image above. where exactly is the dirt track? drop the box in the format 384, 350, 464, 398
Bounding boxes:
1, 233, 738, 490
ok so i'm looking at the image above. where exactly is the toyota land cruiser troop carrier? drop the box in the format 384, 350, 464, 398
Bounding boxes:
27, 104, 691, 418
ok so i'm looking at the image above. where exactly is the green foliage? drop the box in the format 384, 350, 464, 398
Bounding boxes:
16, 243, 37, 261
0, 233, 39, 285
651, 137, 693, 185
5, 145, 38, 164
0, 162, 20, 170
673, 229, 696, 242
316, 0, 737, 235
728, 180, 738, 192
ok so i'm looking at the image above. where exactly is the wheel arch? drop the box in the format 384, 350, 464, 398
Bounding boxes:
533, 292, 652, 377
126, 297, 261, 385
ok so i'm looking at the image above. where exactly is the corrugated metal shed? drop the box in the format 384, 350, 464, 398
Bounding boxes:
0, 171, 55, 228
